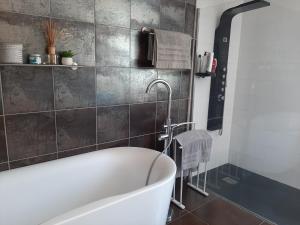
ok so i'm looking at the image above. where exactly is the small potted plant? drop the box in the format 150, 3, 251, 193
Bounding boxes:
61, 50, 76, 66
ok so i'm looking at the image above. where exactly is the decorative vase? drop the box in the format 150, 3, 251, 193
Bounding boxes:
61, 57, 73, 66
48, 46, 57, 65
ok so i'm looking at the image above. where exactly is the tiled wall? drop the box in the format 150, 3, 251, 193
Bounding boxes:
0, 0, 196, 171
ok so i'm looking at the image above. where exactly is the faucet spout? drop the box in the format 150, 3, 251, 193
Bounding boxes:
146, 79, 172, 122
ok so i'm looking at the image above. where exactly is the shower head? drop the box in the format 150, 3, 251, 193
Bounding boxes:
222, 0, 270, 19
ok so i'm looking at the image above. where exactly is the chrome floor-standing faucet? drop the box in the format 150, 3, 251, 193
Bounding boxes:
146, 79, 174, 222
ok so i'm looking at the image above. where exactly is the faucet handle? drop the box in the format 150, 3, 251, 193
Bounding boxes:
158, 133, 169, 141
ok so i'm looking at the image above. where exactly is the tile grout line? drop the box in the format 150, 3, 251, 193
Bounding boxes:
0, 72, 10, 169
93, 0, 98, 147
128, 0, 132, 146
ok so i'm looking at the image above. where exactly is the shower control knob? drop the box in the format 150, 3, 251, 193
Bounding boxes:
218, 94, 225, 102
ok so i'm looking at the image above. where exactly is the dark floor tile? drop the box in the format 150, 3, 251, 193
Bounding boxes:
130, 29, 153, 67
160, 0, 186, 32
168, 204, 189, 223
6, 112, 56, 161
185, 2, 196, 36
0, 13, 46, 62
193, 198, 262, 225
158, 70, 181, 101
96, 25, 130, 67
130, 68, 157, 104
0, 0, 50, 17
206, 164, 300, 225
97, 105, 129, 143
130, 103, 156, 137
1, 66, 53, 114
54, 19, 95, 66
0, 116, 7, 163
0, 162, 9, 172
156, 100, 179, 133
131, 0, 160, 29
180, 71, 191, 99
58, 145, 96, 159
129, 134, 156, 149
51, 0, 94, 23
97, 139, 129, 150
97, 67, 130, 106
175, 182, 216, 212
56, 108, 96, 151
10, 153, 57, 169
169, 213, 208, 225
54, 67, 96, 110
95, 0, 130, 28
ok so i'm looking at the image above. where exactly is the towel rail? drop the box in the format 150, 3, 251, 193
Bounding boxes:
170, 123, 210, 210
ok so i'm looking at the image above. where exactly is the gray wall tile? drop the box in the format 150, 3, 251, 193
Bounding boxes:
130, 134, 156, 149
156, 100, 179, 132
130, 68, 157, 104
0, 0, 50, 16
54, 19, 95, 66
160, 0, 186, 32
97, 139, 129, 150
1, 66, 53, 114
54, 67, 96, 110
131, 0, 160, 29
0, 12, 47, 62
58, 145, 96, 158
0, 117, 7, 163
6, 112, 56, 161
95, 0, 130, 28
157, 70, 181, 101
96, 67, 130, 106
97, 105, 129, 143
130, 103, 156, 137
185, 2, 196, 36
56, 108, 96, 151
180, 71, 191, 99
10, 153, 56, 169
0, 162, 9, 172
51, 0, 94, 23
96, 25, 130, 67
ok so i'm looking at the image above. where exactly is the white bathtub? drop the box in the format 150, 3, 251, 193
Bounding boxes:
0, 147, 176, 225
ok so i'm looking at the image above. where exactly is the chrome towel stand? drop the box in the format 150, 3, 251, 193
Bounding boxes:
170, 122, 209, 210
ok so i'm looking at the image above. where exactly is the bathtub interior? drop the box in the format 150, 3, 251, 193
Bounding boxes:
0, 147, 175, 225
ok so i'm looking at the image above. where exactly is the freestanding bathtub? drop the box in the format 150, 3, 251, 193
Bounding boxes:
0, 147, 176, 225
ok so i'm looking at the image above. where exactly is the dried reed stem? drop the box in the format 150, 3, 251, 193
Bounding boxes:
45, 20, 58, 47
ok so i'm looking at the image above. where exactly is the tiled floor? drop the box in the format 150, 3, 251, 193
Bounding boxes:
205, 164, 300, 225
167, 181, 274, 225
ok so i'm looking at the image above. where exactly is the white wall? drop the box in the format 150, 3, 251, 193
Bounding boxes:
229, 0, 300, 189
193, 0, 243, 170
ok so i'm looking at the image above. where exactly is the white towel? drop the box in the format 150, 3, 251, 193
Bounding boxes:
151, 29, 192, 70
174, 130, 212, 171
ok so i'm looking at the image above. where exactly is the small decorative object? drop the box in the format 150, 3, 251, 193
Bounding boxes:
29, 54, 42, 64
45, 20, 59, 65
61, 50, 76, 66
0, 43, 23, 64
71, 62, 78, 71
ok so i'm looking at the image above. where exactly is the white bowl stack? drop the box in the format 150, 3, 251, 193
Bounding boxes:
0, 43, 23, 64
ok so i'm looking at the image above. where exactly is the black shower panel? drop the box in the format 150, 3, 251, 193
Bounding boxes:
207, 0, 270, 132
